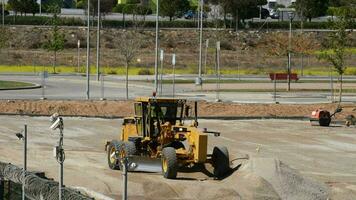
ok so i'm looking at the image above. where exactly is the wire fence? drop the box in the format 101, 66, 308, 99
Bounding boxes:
0, 161, 92, 200
0, 49, 355, 76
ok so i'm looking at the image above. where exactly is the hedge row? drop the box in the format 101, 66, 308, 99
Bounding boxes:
4, 15, 355, 29
247, 21, 356, 29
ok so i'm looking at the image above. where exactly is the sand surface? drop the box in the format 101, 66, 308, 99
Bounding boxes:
0, 116, 355, 199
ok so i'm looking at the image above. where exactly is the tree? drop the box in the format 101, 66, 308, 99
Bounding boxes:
319, 7, 353, 105
295, 0, 329, 22
159, 0, 190, 21
208, 0, 267, 28
116, 31, 142, 99
43, 5, 65, 74
83, 0, 116, 16
7, 0, 38, 16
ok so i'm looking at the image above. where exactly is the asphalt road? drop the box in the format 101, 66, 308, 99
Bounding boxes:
1, 74, 356, 104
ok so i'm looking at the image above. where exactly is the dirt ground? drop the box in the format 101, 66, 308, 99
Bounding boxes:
0, 100, 355, 119
0, 116, 355, 199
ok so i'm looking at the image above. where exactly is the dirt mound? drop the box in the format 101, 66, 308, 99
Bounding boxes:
239, 158, 329, 200
0, 100, 354, 120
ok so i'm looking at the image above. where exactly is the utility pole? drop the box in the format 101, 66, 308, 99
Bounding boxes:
154, 0, 159, 94
287, 11, 294, 92
39, 0, 42, 15
96, 0, 101, 81
86, 0, 91, 99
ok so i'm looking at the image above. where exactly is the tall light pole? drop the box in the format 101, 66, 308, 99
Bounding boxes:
172, 54, 176, 98
96, 0, 101, 81
287, 11, 294, 92
154, 0, 159, 94
86, 0, 91, 99
196, 0, 203, 87
77, 39, 80, 73
160, 49, 164, 96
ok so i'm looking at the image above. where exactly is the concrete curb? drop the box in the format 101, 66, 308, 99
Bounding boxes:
0, 84, 41, 91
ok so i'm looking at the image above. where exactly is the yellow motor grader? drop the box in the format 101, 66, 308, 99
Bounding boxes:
105, 97, 230, 179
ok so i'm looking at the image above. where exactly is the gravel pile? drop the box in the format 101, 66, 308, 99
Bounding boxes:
240, 158, 329, 200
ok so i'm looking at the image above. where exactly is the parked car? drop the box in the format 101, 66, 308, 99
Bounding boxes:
270, 9, 279, 19
184, 10, 207, 19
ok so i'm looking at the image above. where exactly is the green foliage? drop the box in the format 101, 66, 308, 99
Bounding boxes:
42, 8, 65, 73
42, 0, 62, 13
138, 68, 152, 75
295, 0, 329, 21
4, 15, 83, 26
159, 0, 190, 21
112, 4, 125, 13
319, 8, 351, 75
318, 6, 353, 104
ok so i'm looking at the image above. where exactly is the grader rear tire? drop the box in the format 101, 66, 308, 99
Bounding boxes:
161, 147, 178, 179
212, 146, 230, 178
107, 140, 122, 170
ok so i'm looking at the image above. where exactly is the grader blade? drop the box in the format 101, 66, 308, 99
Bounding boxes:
128, 156, 162, 173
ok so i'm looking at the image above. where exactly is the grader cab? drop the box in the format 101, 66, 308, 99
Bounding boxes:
105, 97, 230, 179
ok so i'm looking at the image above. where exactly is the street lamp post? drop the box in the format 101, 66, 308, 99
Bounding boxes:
86, 0, 91, 99
287, 11, 294, 92
96, 0, 101, 81
154, 0, 159, 94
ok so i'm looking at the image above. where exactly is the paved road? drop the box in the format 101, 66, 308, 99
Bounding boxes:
1, 74, 356, 103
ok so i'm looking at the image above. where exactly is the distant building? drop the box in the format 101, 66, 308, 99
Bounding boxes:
264, 0, 295, 11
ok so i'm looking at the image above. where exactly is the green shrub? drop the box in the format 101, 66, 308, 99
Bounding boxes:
106, 69, 117, 75
138, 68, 152, 75
112, 4, 125, 13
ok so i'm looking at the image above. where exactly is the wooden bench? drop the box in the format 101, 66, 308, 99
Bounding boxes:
269, 73, 299, 81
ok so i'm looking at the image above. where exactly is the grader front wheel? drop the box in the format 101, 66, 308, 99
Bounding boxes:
212, 146, 230, 178
162, 147, 178, 179
107, 140, 122, 170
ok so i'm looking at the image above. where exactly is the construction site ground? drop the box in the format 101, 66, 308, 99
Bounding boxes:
0, 116, 355, 199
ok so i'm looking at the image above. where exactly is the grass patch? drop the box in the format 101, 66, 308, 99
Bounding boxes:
198, 88, 356, 93
314, 48, 356, 55
0, 65, 356, 76
0, 80, 34, 89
